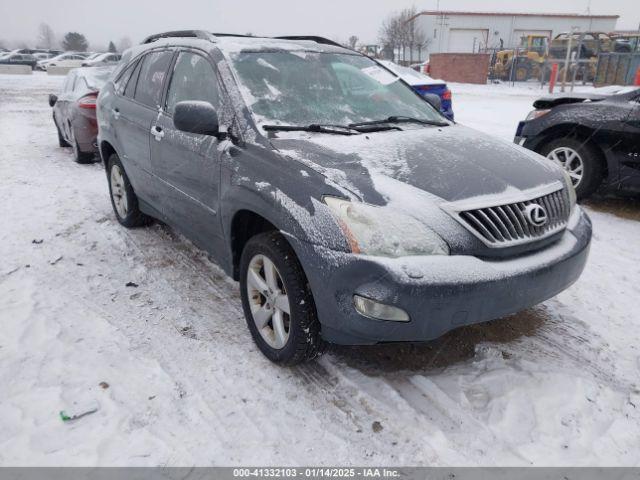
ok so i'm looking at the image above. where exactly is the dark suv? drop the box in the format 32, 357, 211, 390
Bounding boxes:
97, 31, 592, 365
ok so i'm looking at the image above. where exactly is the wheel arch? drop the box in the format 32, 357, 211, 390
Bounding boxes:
99, 140, 117, 168
534, 123, 610, 180
230, 209, 279, 281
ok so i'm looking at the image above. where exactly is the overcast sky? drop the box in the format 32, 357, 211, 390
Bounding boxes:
1, 0, 638, 49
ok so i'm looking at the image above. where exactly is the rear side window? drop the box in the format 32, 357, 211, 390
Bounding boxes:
165, 52, 219, 115
64, 73, 76, 92
124, 60, 143, 99
74, 77, 87, 92
115, 59, 139, 95
134, 50, 173, 108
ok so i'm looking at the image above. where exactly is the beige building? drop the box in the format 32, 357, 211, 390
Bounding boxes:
409, 10, 619, 58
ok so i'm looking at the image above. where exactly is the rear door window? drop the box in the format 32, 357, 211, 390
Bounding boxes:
165, 51, 219, 115
133, 50, 174, 108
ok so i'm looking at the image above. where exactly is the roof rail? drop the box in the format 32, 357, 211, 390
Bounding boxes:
140, 31, 347, 49
141, 30, 214, 44
273, 36, 345, 48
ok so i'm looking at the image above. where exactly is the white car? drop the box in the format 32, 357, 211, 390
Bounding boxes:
38, 53, 87, 71
33, 52, 55, 61
84, 53, 102, 62
81, 52, 121, 67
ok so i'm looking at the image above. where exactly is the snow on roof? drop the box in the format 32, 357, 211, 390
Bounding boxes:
214, 36, 350, 55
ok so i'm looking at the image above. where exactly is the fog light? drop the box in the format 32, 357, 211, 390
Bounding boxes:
353, 295, 410, 322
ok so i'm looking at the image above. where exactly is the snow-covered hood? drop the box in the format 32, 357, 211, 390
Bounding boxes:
271, 125, 563, 205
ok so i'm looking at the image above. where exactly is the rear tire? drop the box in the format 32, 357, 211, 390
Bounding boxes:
239, 231, 323, 365
70, 127, 94, 164
107, 153, 151, 228
539, 137, 604, 200
55, 118, 70, 147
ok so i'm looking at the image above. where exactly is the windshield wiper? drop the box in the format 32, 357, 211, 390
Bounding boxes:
262, 124, 359, 135
349, 116, 449, 128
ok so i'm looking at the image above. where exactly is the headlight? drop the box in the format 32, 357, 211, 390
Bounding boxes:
561, 170, 577, 212
323, 196, 449, 257
525, 109, 550, 121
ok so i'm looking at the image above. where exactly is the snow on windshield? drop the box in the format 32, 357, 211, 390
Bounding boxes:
227, 51, 444, 128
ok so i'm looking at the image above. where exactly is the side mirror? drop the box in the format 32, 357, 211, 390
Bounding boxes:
49, 94, 58, 107
173, 101, 219, 137
423, 93, 442, 112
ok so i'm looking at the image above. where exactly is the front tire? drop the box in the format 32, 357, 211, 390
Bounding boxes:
539, 137, 604, 200
239, 232, 323, 365
107, 154, 150, 228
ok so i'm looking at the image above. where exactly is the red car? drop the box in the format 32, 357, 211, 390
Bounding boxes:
49, 67, 114, 163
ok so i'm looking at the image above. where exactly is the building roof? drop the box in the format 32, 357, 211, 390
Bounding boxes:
411, 10, 619, 20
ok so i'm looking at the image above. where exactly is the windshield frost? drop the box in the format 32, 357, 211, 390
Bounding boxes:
229, 51, 445, 127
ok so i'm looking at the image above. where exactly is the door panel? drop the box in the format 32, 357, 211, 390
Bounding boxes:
619, 99, 640, 189
113, 50, 174, 209
150, 50, 223, 249
56, 72, 76, 141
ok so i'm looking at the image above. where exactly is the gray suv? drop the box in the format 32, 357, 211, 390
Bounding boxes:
97, 31, 592, 365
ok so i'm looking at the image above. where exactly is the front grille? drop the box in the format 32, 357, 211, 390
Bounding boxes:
453, 187, 570, 247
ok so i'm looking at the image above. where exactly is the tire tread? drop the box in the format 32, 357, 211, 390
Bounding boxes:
240, 231, 323, 365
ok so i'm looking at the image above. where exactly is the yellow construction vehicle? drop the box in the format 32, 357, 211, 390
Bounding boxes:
492, 35, 548, 81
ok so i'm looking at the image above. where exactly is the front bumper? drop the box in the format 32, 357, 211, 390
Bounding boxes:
292, 208, 591, 345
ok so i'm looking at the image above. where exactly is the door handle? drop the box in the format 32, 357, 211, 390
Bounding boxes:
151, 125, 164, 141
112, 108, 120, 120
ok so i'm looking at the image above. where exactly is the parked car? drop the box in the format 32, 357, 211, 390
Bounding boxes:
83, 53, 102, 61
0, 53, 37, 69
38, 52, 87, 71
50, 67, 114, 162
411, 60, 430, 74
515, 87, 640, 199
378, 60, 454, 120
97, 31, 590, 365
82, 52, 121, 67
34, 52, 56, 61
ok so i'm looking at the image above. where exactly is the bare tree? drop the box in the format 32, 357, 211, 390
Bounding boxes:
117, 36, 133, 52
348, 35, 359, 49
379, 6, 429, 63
37, 23, 56, 49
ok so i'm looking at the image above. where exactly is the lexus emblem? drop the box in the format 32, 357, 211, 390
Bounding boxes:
524, 204, 548, 227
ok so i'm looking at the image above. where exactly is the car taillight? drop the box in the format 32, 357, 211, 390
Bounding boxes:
78, 93, 98, 109
442, 89, 452, 100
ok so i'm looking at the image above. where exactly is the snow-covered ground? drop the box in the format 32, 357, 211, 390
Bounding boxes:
1, 73, 639, 466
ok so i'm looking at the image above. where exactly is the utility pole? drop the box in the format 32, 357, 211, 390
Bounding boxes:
561, 27, 577, 92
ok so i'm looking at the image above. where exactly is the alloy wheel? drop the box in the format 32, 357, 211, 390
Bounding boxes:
547, 146, 584, 188
246, 254, 291, 349
110, 165, 129, 218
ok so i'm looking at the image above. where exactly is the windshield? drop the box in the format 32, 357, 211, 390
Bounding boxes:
229, 51, 446, 127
